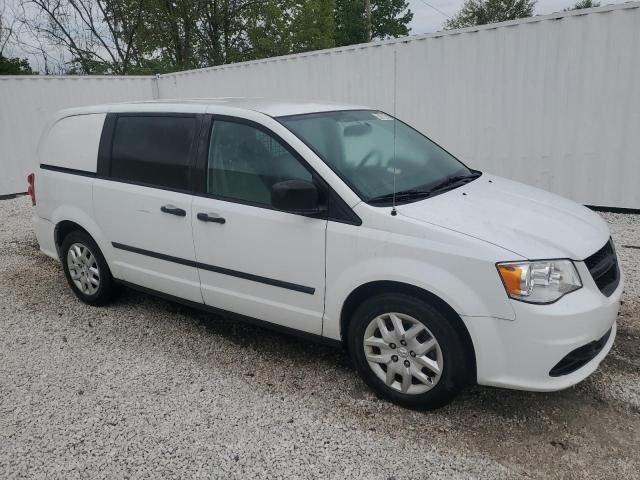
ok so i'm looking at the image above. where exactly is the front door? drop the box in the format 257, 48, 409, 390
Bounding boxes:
191, 117, 326, 334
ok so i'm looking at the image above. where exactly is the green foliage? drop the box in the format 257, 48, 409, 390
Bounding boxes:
22, 0, 413, 74
290, 0, 336, 52
444, 0, 535, 30
566, 0, 600, 10
334, 0, 368, 46
129, 0, 201, 71
334, 0, 412, 46
64, 56, 112, 75
0, 54, 34, 74
372, 0, 413, 39
246, 1, 295, 60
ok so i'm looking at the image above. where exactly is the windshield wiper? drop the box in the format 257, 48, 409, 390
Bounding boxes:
427, 172, 481, 194
368, 190, 433, 204
368, 172, 481, 205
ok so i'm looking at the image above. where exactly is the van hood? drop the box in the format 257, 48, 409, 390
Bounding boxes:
397, 174, 610, 260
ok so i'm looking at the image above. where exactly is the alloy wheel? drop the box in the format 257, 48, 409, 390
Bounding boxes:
363, 312, 443, 395
66, 242, 100, 296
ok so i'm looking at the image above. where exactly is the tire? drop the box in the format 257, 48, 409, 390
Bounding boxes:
347, 293, 468, 410
61, 231, 116, 306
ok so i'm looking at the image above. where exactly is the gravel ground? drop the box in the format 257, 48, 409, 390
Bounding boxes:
1, 196, 638, 479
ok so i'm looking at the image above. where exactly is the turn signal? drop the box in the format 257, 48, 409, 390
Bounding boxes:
497, 264, 525, 296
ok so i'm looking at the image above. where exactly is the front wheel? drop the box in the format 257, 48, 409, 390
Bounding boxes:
348, 293, 469, 410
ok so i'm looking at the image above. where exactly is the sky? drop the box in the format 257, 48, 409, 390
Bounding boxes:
406, 0, 626, 34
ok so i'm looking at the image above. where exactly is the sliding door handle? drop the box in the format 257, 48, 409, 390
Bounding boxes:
197, 212, 226, 224
160, 205, 186, 217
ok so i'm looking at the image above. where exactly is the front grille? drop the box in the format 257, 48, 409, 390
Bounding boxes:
549, 328, 612, 377
584, 238, 620, 297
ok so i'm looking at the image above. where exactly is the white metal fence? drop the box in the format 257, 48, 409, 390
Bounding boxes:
1, 2, 639, 209
0, 76, 156, 197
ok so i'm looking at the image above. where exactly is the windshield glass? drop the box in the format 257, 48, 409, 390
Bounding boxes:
279, 110, 475, 204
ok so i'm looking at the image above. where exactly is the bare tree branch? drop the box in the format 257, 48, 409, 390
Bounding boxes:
17, 0, 144, 73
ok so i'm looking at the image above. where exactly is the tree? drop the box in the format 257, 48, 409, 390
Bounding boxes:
132, 0, 202, 72
0, 54, 34, 74
444, 0, 535, 30
17, 0, 147, 74
0, 5, 33, 73
245, 0, 294, 61
14, 0, 415, 73
245, 0, 336, 61
372, 0, 413, 40
565, 0, 600, 10
334, 0, 412, 47
198, 0, 245, 66
0, 7, 11, 55
290, 0, 335, 53
334, 0, 367, 46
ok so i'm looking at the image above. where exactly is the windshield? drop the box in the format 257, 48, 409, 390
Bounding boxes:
279, 110, 476, 205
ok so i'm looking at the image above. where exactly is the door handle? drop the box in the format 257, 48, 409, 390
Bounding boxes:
197, 212, 226, 224
161, 205, 186, 217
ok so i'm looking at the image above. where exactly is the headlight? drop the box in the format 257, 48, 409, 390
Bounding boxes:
497, 260, 582, 304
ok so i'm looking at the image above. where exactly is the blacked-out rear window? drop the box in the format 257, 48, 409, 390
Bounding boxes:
110, 115, 197, 190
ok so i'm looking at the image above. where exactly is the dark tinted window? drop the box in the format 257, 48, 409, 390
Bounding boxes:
111, 115, 197, 190
207, 120, 312, 206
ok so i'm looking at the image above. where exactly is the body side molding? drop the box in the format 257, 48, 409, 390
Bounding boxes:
112, 242, 315, 295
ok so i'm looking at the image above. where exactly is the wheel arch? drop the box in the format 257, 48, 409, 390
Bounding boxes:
340, 280, 477, 383
51, 212, 115, 277
49, 203, 113, 258
54, 220, 91, 249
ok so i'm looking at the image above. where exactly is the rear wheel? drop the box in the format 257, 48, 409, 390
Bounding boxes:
348, 293, 468, 409
61, 231, 116, 306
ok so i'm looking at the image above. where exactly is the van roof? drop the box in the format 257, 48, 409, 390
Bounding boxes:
57, 98, 371, 118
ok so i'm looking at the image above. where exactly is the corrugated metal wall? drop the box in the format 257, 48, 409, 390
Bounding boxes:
1, 3, 639, 208
0, 76, 155, 196
158, 3, 640, 209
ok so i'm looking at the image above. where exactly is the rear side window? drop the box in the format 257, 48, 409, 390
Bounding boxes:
110, 115, 197, 190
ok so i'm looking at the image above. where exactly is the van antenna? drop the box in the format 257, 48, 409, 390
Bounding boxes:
391, 49, 398, 217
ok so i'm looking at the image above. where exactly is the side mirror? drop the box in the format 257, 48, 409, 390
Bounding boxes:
271, 180, 323, 215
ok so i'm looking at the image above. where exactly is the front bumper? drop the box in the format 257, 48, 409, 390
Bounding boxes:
462, 262, 622, 392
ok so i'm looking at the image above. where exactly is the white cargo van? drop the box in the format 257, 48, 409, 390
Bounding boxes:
30, 99, 622, 409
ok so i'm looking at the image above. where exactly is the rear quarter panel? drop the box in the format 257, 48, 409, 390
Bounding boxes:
36, 172, 115, 268
34, 113, 108, 265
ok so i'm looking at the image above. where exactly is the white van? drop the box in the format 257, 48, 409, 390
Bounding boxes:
30, 99, 622, 409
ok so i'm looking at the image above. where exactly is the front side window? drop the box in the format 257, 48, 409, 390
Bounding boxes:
279, 110, 476, 204
207, 120, 312, 206
110, 115, 197, 190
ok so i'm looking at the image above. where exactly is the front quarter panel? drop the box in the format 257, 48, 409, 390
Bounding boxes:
323, 205, 521, 340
